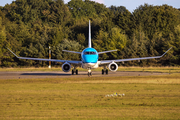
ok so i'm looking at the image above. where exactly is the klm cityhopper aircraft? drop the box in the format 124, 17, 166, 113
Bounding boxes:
8, 20, 172, 76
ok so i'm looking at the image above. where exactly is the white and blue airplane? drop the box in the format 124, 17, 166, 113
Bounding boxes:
8, 20, 172, 76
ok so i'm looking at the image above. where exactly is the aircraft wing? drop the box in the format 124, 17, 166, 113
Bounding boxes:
7, 48, 82, 64
99, 47, 172, 65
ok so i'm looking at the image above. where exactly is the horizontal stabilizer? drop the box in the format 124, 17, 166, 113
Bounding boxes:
98, 49, 117, 54
62, 50, 81, 54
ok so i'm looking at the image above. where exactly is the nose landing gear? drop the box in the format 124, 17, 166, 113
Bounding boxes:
88, 68, 92, 77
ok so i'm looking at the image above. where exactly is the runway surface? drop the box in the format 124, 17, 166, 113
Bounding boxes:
0, 71, 168, 79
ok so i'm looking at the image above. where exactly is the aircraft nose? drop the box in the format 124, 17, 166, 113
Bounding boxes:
84, 56, 98, 63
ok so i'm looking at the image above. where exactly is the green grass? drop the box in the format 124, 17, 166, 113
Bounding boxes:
0, 73, 180, 119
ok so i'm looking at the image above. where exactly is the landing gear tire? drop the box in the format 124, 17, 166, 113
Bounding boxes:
102, 69, 104, 75
72, 70, 74, 75
72, 69, 78, 75
102, 69, 108, 75
76, 70, 78, 75
88, 72, 92, 77
106, 69, 108, 75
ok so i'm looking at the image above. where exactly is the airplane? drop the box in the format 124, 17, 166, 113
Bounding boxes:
8, 20, 172, 76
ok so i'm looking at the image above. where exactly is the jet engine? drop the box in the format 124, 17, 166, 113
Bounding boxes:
108, 62, 118, 72
62, 62, 71, 72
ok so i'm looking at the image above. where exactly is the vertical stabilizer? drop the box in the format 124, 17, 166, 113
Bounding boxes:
88, 20, 91, 48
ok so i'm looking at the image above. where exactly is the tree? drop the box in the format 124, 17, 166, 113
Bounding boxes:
0, 1, 180, 67
109, 5, 127, 14
68, 0, 97, 18
133, 4, 180, 39
52, 39, 84, 62
121, 28, 149, 66
77, 33, 85, 45
113, 9, 134, 37
94, 27, 127, 60
108, 27, 127, 58
0, 17, 6, 65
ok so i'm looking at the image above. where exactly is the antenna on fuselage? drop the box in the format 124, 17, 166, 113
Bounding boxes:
88, 20, 91, 48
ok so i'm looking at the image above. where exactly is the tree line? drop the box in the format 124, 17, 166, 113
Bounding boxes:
0, 0, 180, 67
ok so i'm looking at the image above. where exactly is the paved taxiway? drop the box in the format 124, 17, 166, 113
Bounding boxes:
0, 71, 168, 79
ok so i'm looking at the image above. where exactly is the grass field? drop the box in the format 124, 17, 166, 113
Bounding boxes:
0, 67, 180, 119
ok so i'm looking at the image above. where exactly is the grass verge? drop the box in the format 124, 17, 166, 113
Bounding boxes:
0, 73, 180, 119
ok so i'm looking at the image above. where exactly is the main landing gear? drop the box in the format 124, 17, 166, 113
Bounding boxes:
72, 69, 78, 75
102, 69, 108, 75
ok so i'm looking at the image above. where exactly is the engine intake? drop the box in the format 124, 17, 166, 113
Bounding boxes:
62, 62, 71, 72
108, 62, 118, 72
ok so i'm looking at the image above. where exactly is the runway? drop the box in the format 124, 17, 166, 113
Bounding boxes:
0, 71, 168, 79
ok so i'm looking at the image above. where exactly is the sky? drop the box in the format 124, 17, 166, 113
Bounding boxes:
0, 0, 179, 12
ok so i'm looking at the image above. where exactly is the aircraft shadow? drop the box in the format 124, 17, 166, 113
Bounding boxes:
21, 72, 100, 76
21, 73, 71, 76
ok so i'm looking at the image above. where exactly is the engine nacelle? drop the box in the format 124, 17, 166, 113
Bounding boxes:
62, 62, 71, 72
108, 62, 118, 72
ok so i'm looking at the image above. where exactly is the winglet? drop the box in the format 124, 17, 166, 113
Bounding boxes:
161, 47, 172, 57
7, 48, 19, 58
88, 20, 91, 48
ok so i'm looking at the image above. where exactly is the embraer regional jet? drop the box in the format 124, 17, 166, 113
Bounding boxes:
8, 20, 172, 76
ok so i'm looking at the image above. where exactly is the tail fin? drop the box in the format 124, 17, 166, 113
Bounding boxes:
88, 20, 91, 48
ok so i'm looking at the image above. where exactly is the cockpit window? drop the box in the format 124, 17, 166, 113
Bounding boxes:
84, 52, 96, 55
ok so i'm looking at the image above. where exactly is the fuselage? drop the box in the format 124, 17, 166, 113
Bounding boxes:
81, 48, 99, 69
